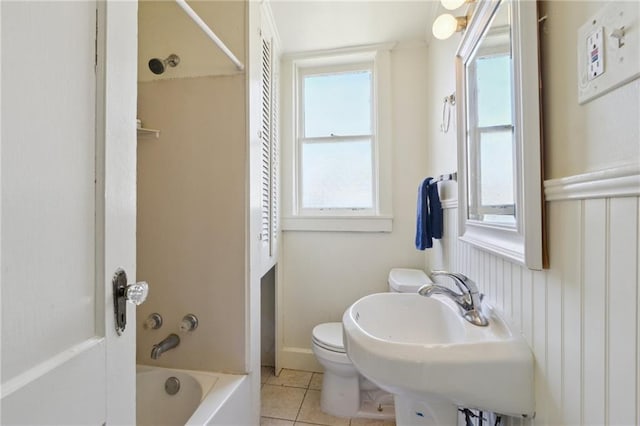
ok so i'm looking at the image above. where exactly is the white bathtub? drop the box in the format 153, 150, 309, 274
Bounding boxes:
136, 365, 250, 425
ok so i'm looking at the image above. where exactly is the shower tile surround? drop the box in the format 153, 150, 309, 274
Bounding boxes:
260, 367, 396, 426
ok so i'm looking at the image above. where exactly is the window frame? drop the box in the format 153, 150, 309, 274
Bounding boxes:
281, 45, 394, 233
296, 62, 377, 216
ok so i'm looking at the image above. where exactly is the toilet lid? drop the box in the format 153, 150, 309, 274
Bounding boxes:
312, 322, 345, 353
388, 268, 432, 293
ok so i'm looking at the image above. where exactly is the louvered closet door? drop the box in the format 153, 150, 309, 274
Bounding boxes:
261, 36, 272, 247
270, 46, 279, 254
260, 29, 279, 274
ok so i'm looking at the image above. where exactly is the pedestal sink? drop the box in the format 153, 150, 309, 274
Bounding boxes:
342, 293, 534, 425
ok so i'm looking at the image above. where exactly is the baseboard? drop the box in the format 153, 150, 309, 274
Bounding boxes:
278, 346, 323, 373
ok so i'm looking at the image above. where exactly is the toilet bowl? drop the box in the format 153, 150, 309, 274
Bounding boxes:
311, 268, 432, 419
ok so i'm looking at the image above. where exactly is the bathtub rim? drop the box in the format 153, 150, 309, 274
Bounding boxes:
136, 364, 248, 425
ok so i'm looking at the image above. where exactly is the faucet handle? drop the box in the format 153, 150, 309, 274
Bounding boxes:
430, 270, 478, 294
180, 314, 199, 332
431, 270, 468, 282
144, 313, 163, 330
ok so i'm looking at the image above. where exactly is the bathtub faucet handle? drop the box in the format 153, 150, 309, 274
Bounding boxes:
144, 313, 163, 330
180, 314, 199, 332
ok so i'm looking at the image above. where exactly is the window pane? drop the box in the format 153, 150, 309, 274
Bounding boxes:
301, 139, 373, 209
304, 70, 372, 137
479, 130, 514, 207
476, 55, 512, 127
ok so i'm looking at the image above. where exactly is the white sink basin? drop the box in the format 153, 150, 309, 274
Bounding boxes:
342, 293, 534, 422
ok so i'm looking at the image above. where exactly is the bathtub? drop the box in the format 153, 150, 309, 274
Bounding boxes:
136, 365, 250, 425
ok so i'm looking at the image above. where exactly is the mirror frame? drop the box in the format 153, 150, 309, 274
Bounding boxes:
455, 0, 544, 270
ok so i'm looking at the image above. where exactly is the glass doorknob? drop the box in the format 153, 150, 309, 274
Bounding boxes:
113, 269, 148, 335
125, 281, 149, 305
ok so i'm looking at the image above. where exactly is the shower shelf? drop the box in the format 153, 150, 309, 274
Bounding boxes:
137, 127, 160, 139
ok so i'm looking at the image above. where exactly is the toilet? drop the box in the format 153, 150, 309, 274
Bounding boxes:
311, 268, 432, 419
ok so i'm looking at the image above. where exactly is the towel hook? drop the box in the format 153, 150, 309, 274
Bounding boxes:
440, 93, 456, 133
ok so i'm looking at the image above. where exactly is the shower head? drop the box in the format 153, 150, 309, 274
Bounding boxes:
148, 54, 180, 75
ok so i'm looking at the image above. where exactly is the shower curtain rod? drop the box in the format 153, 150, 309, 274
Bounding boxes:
175, 0, 245, 71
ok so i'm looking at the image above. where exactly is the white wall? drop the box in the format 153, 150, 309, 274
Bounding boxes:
540, 1, 639, 179
424, 1, 640, 424
423, 34, 459, 203
278, 44, 430, 371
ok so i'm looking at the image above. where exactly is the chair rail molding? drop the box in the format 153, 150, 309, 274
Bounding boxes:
544, 164, 640, 201
440, 164, 640, 209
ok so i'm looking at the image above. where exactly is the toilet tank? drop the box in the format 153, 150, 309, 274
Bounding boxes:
388, 268, 432, 293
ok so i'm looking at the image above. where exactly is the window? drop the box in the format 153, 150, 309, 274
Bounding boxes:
281, 46, 393, 232
299, 65, 375, 213
466, 33, 516, 225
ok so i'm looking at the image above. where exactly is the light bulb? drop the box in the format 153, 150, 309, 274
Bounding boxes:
441, 0, 467, 10
432, 14, 459, 40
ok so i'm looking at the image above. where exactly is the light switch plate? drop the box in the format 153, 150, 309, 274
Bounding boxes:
577, 2, 640, 104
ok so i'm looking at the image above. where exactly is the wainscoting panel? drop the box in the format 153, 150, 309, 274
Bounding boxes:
437, 192, 639, 426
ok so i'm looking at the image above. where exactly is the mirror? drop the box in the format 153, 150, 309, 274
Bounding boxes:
455, 0, 545, 269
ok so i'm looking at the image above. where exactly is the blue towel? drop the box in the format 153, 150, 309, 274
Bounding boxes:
429, 180, 443, 239
415, 178, 433, 250
415, 177, 443, 250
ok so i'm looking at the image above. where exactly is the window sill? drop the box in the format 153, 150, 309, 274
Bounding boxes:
281, 215, 393, 233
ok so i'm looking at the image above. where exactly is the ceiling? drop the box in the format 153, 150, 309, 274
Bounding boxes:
268, 0, 440, 53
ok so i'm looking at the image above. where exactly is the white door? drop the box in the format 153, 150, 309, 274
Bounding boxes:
1, 1, 138, 424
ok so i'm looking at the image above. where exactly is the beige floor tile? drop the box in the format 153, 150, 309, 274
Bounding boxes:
296, 389, 350, 426
309, 373, 323, 391
262, 366, 275, 384
261, 417, 296, 426
267, 368, 313, 388
261, 384, 306, 420
349, 418, 396, 426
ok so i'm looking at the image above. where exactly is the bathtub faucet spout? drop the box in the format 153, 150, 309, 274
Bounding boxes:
151, 333, 180, 359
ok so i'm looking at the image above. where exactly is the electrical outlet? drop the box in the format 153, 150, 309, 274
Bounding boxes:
587, 27, 604, 81
577, 2, 640, 104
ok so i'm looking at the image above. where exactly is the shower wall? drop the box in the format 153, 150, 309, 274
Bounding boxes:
136, 1, 248, 373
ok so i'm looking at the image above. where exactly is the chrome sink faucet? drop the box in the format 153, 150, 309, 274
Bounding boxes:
418, 270, 489, 326
151, 333, 180, 359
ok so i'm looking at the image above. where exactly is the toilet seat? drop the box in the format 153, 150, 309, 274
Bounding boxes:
312, 322, 345, 353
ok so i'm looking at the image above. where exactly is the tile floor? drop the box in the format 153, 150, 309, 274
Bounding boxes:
260, 367, 396, 426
